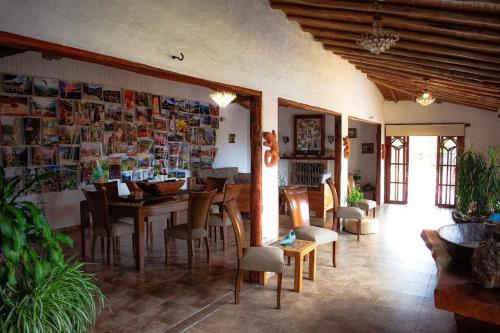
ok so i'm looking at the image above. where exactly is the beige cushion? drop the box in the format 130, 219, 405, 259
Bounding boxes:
94, 221, 134, 237
357, 199, 376, 212
234, 173, 251, 184
295, 226, 338, 245
336, 206, 364, 219
344, 218, 380, 235
240, 247, 284, 273
166, 224, 208, 240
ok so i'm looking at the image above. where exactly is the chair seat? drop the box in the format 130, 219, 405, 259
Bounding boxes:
336, 206, 364, 219
357, 199, 376, 211
294, 226, 338, 246
166, 223, 208, 240
208, 214, 231, 227
94, 221, 134, 237
240, 247, 284, 273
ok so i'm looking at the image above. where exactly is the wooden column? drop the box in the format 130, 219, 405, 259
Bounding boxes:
334, 115, 342, 198
375, 124, 381, 205
249, 96, 262, 247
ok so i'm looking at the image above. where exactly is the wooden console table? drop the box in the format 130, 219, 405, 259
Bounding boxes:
421, 230, 500, 332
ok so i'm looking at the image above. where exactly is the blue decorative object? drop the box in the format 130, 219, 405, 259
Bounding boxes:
488, 213, 500, 223
280, 230, 296, 246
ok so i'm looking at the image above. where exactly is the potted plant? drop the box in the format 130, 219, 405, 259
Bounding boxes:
0, 167, 104, 332
347, 186, 364, 207
454, 147, 499, 224
353, 169, 362, 183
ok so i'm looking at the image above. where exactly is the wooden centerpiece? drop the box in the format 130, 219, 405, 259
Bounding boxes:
136, 180, 185, 196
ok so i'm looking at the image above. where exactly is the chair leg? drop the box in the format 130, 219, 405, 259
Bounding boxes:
332, 241, 337, 267
277, 273, 283, 310
91, 236, 97, 261
222, 224, 227, 251
163, 229, 168, 265
149, 220, 154, 248
100, 237, 104, 256
145, 219, 149, 248
187, 239, 193, 269
287, 257, 291, 266
204, 237, 210, 263
106, 237, 113, 265
357, 219, 361, 241
235, 269, 244, 304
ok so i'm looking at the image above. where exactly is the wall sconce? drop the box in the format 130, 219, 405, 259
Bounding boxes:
282, 136, 290, 145
327, 135, 335, 144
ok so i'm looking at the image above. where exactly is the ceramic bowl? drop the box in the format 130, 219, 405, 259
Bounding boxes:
136, 180, 185, 196
438, 223, 494, 261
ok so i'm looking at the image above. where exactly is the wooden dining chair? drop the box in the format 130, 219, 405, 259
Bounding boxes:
164, 190, 217, 268
284, 186, 339, 266
82, 188, 135, 265
348, 174, 377, 217
224, 184, 285, 309
207, 177, 232, 250
326, 178, 365, 241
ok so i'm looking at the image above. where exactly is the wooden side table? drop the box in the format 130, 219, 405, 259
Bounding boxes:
271, 239, 317, 292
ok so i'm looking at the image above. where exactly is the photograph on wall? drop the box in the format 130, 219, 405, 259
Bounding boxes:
200, 115, 211, 128
57, 100, 74, 125
108, 155, 122, 180
105, 104, 122, 121
190, 101, 200, 114
361, 143, 375, 154
58, 126, 80, 145
175, 118, 189, 133
87, 102, 106, 125
190, 161, 201, 173
42, 118, 58, 145
92, 159, 109, 184
151, 95, 160, 116
2, 147, 28, 168
31, 97, 56, 117
137, 122, 153, 138
137, 154, 152, 168
0, 95, 29, 116
199, 104, 209, 115
137, 138, 153, 154
188, 115, 200, 128
135, 92, 150, 107
119, 122, 138, 144
168, 142, 182, 156
168, 155, 179, 169
32, 146, 57, 166
200, 145, 214, 160
0, 117, 22, 146
161, 96, 177, 112
23, 117, 41, 145
42, 166, 62, 193
154, 146, 167, 160
153, 159, 167, 176
3, 74, 32, 95
348, 128, 357, 139
74, 102, 91, 126
4, 168, 24, 194
209, 104, 219, 117
122, 156, 137, 171
102, 87, 121, 103
82, 83, 103, 101
136, 106, 152, 123
204, 128, 215, 145
58, 146, 80, 164
80, 142, 102, 159
24, 167, 41, 195
177, 100, 190, 113
153, 117, 168, 131
124, 90, 135, 111
59, 80, 82, 99
167, 169, 177, 178
211, 117, 219, 129
80, 126, 102, 143
34, 77, 59, 97
153, 132, 167, 146
60, 165, 78, 191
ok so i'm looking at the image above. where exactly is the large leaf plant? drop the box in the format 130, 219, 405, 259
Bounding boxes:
0, 167, 104, 332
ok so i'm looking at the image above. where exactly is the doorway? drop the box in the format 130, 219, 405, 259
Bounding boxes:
408, 136, 437, 206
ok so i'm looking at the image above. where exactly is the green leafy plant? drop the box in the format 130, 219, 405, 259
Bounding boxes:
456, 147, 499, 219
347, 186, 364, 207
0, 167, 104, 333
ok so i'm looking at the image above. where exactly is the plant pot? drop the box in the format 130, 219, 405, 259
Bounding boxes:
452, 210, 489, 224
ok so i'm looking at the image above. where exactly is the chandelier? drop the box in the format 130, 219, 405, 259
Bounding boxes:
357, 14, 399, 55
416, 80, 436, 106
209, 91, 236, 108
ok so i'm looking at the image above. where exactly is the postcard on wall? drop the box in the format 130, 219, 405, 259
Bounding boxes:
4, 168, 24, 194
82, 83, 103, 101
161, 96, 177, 112
0, 117, 22, 146
3, 74, 32, 95
122, 156, 137, 171
200, 115, 211, 128
137, 122, 153, 138
58, 146, 80, 165
190, 161, 201, 173
108, 155, 123, 180
153, 117, 167, 131
127, 144, 138, 156
209, 104, 219, 117
154, 146, 167, 160
199, 104, 209, 115
200, 145, 214, 160
168, 142, 182, 156
32, 146, 57, 166
153, 132, 167, 146
23, 117, 41, 146
153, 159, 168, 176
42, 118, 58, 145
59, 80, 82, 99
102, 87, 121, 103
2, 147, 28, 168
188, 115, 200, 127
60, 165, 78, 191
204, 128, 215, 145
0, 95, 29, 116
151, 95, 160, 116
42, 166, 62, 193
182, 142, 190, 162
119, 122, 138, 144
190, 101, 200, 114
80, 159, 108, 185
24, 167, 41, 195
121, 171, 133, 182
190, 145, 201, 159
75, 102, 91, 126
137, 153, 152, 168
87, 102, 106, 126
80, 142, 102, 159
58, 126, 80, 145
34, 77, 59, 97
168, 155, 179, 169
211, 117, 219, 129
135, 92, 150, 108
57, 100, 74, 126
175, 118, 189, 133
167, 169, 177, 179
105, 104, 122, 121
124, 89, 135, 111
136, 106, 152, 123
177, 100, 190, 113
80, 126, 102, 143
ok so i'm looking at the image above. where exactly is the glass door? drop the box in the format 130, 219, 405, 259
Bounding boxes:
435, 136, 464, 207
385, 136, 409, 204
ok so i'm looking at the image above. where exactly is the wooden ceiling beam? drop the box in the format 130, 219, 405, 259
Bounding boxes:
385, 0, 500, 14
389, 88, 398, 103
310, 29, 500, 64
274, 4, 500, 43
270, 0, 500, 28
288, 16, 500, 53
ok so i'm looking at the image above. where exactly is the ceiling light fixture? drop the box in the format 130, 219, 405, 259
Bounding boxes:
209, 91, 236, 108
357, 14, 399, 55
416, 80, 436, 107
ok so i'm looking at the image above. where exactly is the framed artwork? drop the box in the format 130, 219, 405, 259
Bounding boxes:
362, 143, 374, 154
228, 133, 235, 143
294, 114, 325, 155
348, 128, 357, 138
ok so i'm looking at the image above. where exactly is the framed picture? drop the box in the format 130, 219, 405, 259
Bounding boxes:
228, 133, 235, 143
362, 143, 374, 154
348, 128, 357, 138
294, 114, 325, 155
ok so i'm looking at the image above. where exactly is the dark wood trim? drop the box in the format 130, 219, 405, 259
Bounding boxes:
334, 115, 342, 200
250, 96, 262, 248
293, 114, 325, 156
375, 124, 381, 205
278, 97, 340, 116
0, 31, 261, 97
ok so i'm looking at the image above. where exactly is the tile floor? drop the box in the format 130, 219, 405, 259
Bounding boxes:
70, 202, 457, 333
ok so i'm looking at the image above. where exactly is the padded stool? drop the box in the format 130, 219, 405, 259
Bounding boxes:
344, 218, 380, 237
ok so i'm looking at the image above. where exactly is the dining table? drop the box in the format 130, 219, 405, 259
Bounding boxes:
80, 190, 224, 272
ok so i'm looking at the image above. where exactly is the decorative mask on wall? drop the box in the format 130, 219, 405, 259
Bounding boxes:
343, 136, 351, 159
263, 130, 279, 167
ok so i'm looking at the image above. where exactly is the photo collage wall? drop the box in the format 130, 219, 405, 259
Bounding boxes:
0, 73, 219, 194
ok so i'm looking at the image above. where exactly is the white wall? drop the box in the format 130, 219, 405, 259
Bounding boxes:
384, 101, 500, 153
347, 120, 377, 186
0, 0, 386, 240
0, 51, 251, 228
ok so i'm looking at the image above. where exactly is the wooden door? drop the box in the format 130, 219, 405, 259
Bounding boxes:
435, 136, 464, 207
385, 136, 409, 204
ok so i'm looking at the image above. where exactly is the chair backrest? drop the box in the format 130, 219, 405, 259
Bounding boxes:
206, 176, 228, 192
347, 174, 355, 195
283, 187, 310, 228
82, 189, 109, 231
224, 199, 246, 259
94, 181, 119, 201
224, 183, 244, 203
188, 190, 217, 232
326, 178, 340, 211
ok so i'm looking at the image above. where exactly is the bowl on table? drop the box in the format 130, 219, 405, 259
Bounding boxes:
437, 223, 494, 261
136, 180, 185, 197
